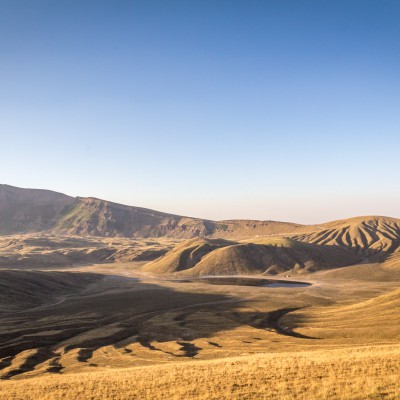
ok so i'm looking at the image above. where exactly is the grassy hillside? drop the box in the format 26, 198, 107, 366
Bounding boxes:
382, 252, 400, 270
191, 238, 361, 275
290, 287, 400, 341
142, 238, 234, 274
145, 237, 361, 276
0, 270, 102, 312
292, 216, 400, 258
0, 345, 399, 399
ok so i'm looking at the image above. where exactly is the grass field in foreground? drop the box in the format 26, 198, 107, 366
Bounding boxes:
1, 345, 399, 400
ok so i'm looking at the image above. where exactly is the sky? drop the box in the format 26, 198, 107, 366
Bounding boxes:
1, 0, 399, 224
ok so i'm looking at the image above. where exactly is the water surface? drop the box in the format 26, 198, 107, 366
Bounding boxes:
196, 276, 311, 288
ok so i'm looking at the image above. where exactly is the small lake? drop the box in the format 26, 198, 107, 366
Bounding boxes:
195, 276, 311, 288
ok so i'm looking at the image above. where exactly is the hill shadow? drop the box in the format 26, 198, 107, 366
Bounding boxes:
0, 271, 316, 379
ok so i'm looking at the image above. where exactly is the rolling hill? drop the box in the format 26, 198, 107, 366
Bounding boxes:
142, 238, 235, 274
144, 237, 361, 275
291, 216, 400, 259
288, 286, 400, 341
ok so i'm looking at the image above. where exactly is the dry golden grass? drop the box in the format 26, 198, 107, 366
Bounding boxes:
383, 252, 400, 270
1, 345, 399, 399
287, 286, 400, 342
292, 216, 400, 258
143, 238, 233, 274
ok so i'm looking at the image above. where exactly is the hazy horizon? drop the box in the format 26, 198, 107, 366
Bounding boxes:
1, 1, 399, 223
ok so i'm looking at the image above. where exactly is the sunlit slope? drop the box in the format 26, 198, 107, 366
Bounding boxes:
291, 216, 400, 258
144, 237, 361, 275
290, 287, 400, 341
143, 238, 234, 273
1, 345, 399, 400
381, 251, 400, 270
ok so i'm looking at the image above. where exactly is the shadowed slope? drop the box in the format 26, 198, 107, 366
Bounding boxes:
0, 271, 311, 379
0, 185, 74, 235
0, 270, 102, 312
54, 197, 215, 238
0, 185, 216, 238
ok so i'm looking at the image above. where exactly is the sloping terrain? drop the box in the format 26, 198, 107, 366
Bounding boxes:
190, 239, 361, 276
291, 216, 400, 259
289, 286, 400, 341
382, 252, 400, 270
55, 197, 215, 238
0, 270, 102, 312
145, 237, 361, 276
143, 238, 234, 274
1, 185, 400, 272
1, 345, 399, 400
0, 185, 216, 238
0, 185, 74, 234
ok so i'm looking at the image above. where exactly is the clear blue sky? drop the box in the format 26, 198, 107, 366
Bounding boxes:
1, 0, 399, 223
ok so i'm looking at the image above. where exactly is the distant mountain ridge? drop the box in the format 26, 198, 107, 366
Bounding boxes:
1, 185, 399, 262
0, 184, 304, 239
0, 184, 215, 238
0, 184, 75, 235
